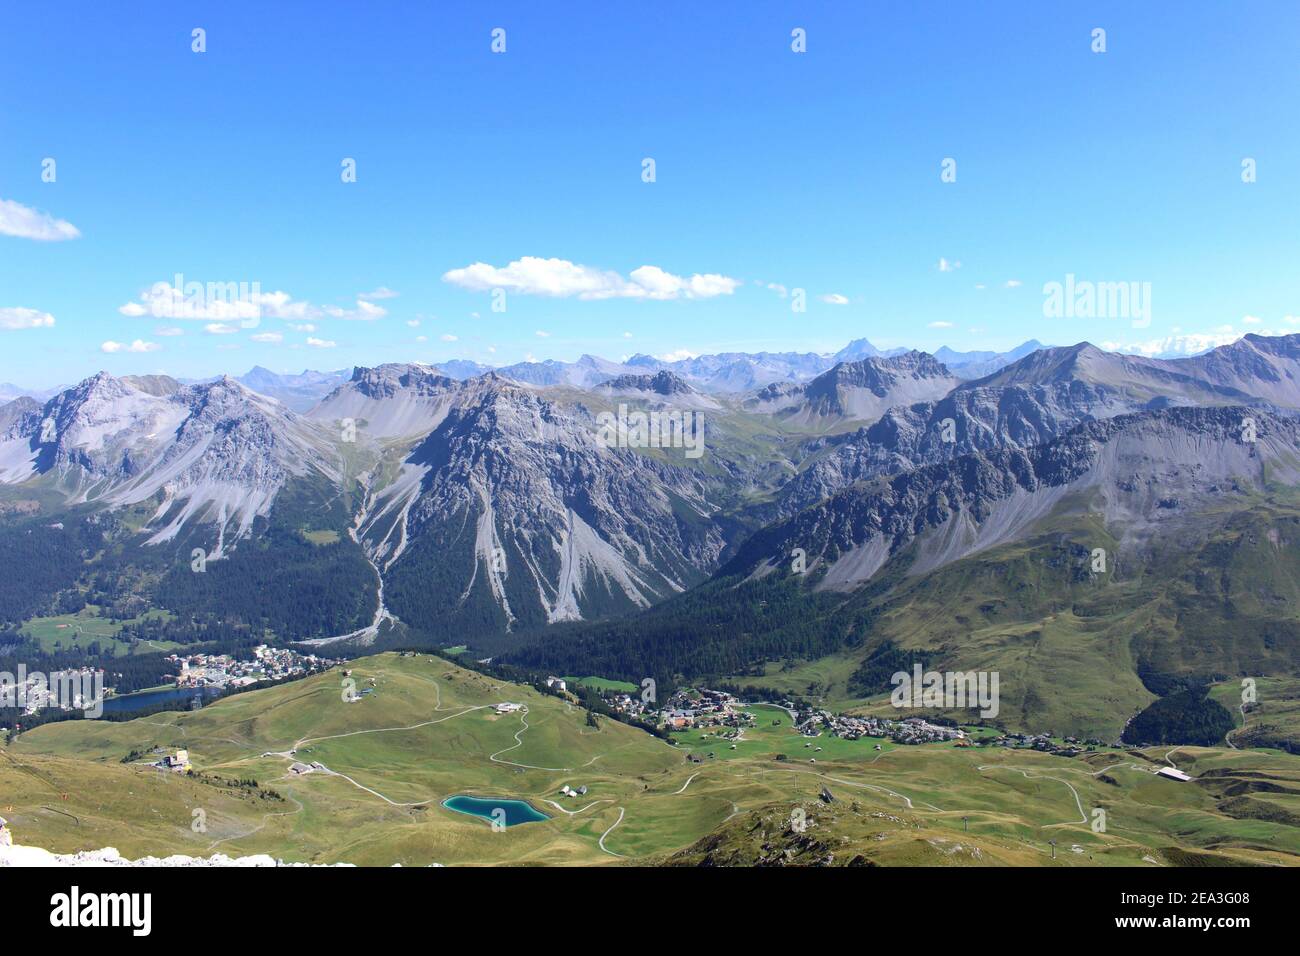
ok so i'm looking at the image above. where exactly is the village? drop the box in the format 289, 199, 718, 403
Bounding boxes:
167, 645, 342, 691
0, 665, 103, 717
582, 682, 1123, 758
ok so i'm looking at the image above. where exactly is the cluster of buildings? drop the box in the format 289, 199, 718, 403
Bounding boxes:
168, 646, 341, 691
794, 709, 968, 745
582, 682, 1123, 755
987, 731, 1106, 755
1, 666, 102, 717
657, 688, 752, 732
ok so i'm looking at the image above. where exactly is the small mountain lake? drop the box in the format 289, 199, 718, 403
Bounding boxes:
442, 795, 549, 827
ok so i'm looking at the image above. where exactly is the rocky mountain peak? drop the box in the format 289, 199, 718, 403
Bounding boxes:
597, 370, 695, 396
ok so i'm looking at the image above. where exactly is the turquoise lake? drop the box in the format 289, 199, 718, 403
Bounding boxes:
442, 795, 549, 827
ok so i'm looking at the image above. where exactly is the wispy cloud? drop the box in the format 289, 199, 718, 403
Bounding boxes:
359, 287, 399, 300
443, 256, 740, 300
0, 306, 55, 330
323, 299, 387, 321
821, 293, 849, 305
928, 320, 954, 329
937, 257, 961, 272
1004, 279, 1023, 288
119, 284, 383, 322
306, 336, 337, 349
0, 198, 80, 241
100, 339, 160, 353
250, 332, 284, 343
119, 283, 311, 322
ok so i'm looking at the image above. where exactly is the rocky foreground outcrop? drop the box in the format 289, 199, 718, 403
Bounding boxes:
0, 843, 353, 867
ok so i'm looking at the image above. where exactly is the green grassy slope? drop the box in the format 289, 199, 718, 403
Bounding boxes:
7, 653, 1300, 866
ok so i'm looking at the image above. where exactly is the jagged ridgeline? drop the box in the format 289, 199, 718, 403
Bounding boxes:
2, 334, 1300, 738
502, 406, 1300, 738
0, 374, 374, 643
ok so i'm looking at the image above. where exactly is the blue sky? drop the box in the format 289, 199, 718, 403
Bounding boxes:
2, 1, 1298, 387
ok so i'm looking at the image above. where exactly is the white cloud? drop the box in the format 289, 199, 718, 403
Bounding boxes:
118, 284, 386, 323
415, 335, 427, 343
442, 256, 740, 300
0, 306, 55, 330
154, 326, 184, 337
359, 287, 399, 300
204, 323, 240, 335
289, 323, 316, 332
306, 336, 337, 349
253, 290, 317, 320
250, 332, 284, 344
406, 319, 420, 328
440, 333, 458, 342
974, 283, 986, 290
0, 198, 80, 241
119, 283, 314, 322
821, 293, 849, 305
765, 282, 788, 298
1004, 279, 1023, 288
623, 331, 633, 338
535, 330, 550, 337
324, 299, 387, 321
937, 258, 961, 272
928, 321, 954, 329
101, 339, 160, 354
1242, 315, 1262, 326
658, 349, 699, 362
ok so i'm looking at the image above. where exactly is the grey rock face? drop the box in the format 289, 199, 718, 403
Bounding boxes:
0, 372, 338, 553
728, 406, 1297, 589
386, 377, 730, 626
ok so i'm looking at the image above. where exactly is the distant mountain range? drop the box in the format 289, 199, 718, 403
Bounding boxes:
0, 383, 64, 404
204, 338, 1048, 410
235, 367, 353, 412
5, 331, 1300, 736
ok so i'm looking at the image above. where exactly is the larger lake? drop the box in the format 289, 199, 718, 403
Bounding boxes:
442, 795, 549, 827
101, 685, 222, 715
